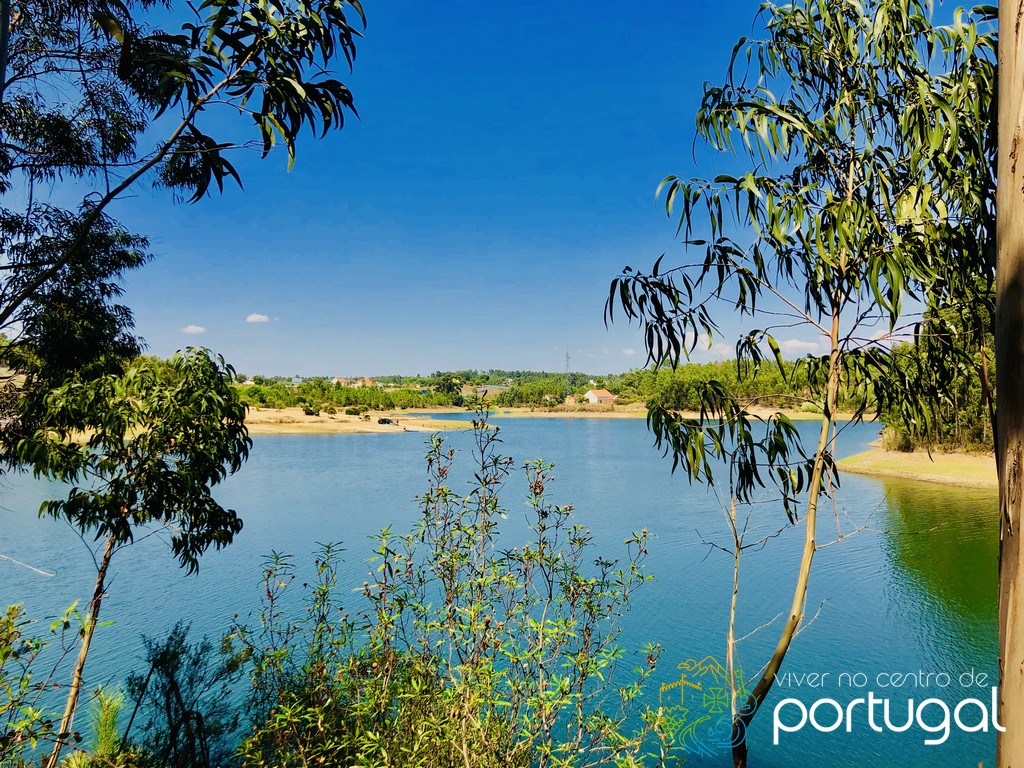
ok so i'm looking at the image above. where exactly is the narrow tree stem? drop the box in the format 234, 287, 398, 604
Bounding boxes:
727, 495, 740, 720
45, 534, 116, 768
731, 320, 841, 768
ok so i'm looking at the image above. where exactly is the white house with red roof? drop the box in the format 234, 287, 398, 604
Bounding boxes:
583, 388, 618, 404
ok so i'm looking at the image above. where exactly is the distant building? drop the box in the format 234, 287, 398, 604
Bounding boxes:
583, 388, 618, 404
339, 377, 376, 388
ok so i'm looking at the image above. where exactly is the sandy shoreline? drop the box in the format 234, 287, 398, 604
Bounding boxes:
243, 404, 856, 433
244, 407, 471, 435
838, 446, 997, 489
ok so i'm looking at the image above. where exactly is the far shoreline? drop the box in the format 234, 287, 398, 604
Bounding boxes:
244, 407, 472, 435
243, 403, 864, 433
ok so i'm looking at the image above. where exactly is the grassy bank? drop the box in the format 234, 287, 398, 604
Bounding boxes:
838, 446, 997, 489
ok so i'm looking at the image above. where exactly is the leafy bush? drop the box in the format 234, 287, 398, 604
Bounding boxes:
1, 605, 55, 766
881, 426, 915, 452
236, 421, 662, 767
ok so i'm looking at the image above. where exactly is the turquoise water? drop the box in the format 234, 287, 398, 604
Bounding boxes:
0, 417, 998, 766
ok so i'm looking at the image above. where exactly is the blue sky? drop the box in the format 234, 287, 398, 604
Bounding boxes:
117, 0, 777, 377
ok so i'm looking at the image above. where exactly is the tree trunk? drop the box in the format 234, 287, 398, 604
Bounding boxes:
45, 534, 116, 768
997, 4, 1024, 766
731, 343, 841, 768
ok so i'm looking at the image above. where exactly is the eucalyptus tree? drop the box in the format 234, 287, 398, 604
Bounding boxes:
606, 1, 995, 764
0, 0, 365, 439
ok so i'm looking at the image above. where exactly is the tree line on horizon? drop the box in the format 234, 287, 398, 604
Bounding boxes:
233, 355, 992, 452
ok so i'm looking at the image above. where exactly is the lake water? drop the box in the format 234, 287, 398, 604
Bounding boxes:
1, 416, 999, 767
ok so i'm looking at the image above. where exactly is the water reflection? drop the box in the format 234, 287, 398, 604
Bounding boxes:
878, 478, 998, 669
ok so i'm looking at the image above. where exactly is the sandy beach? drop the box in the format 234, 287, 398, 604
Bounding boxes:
838, 446, 997, 489
244, 407, 472, 435
243, 403, 857, 433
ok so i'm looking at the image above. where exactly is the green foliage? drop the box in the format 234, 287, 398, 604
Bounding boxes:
607, 0, 996, 506
238, 377, 459, 411
90, 688, 123, 763
0, 207, 148, 388
0, 602, 117, 766
0, 1, 368, 760
0, 605, 54, 764
1, 0, 363, 200
429, 371, 459, 396
604, 1, 997, 757
492, 376, 570, 407
880, 340, 994, 452
0, 0, 367, 456
236, 422, 662, 768
16, 349, 250, 573
61, 688, 137, 768
607, 361, 815, 412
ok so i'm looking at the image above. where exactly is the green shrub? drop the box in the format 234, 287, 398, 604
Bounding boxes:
1, 605, 55, 767
236, 420, 662, 768
881, 427, 914, 452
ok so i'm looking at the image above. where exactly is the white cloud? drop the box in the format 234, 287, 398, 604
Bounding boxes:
246, 313, 270, 323
779, 338, 820, 355
709, 342, 733, 358
181, 324, 206, 334
622, 348, 637, 356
